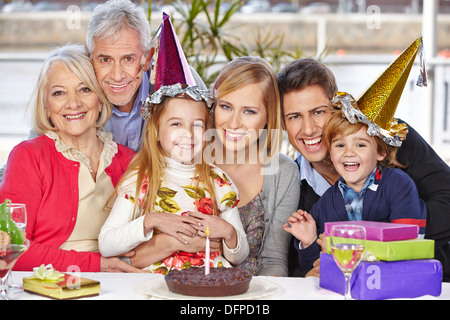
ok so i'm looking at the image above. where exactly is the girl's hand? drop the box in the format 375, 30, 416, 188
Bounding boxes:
178, 233, 222, 253
143, 211, 201, 245
187, 211, 238, 250
129, 233, 221, 269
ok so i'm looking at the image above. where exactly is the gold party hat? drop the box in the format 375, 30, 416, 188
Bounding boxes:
333, 37, 426, 146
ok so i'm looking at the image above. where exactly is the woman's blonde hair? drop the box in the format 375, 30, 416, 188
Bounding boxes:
323, 110, 405, 169
212, 56, 282, 162
30, 44, 111, 135
120, 96, 219, 219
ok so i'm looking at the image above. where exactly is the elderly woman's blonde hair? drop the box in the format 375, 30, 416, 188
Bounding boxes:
212, 56, 282, 162
30, 44, 111, 135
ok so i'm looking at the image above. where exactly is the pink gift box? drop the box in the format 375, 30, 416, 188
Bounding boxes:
324, 221, 418, 242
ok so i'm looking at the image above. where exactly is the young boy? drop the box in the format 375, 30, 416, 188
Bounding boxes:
283, 93, 427, 274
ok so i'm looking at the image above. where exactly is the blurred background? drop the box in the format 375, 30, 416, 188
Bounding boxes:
1, 0, 450, 166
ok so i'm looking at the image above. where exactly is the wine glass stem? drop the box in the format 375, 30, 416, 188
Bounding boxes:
344, 272, 353, 300
0, 272, 11, 300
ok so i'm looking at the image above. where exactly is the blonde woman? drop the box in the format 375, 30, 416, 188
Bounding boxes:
211, 57, 300, 276
0, 44, 137, 272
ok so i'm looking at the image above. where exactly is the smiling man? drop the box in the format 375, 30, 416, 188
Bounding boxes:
278, 58, 339, 215
85, 0, 152, 151
282, 84, 335, 178
91, 27, 150, 113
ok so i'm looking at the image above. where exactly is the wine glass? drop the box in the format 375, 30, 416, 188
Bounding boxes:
330, 224, 366, 300
0, 243, 28, 300
9, 204, 27, 234
6, 204, 27, 295
0, 202, 29, 300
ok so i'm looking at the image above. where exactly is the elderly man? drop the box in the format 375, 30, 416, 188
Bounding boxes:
87, 0, 206, 151
86, 0, 152, 152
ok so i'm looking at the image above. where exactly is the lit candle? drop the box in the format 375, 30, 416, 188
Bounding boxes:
205, 226, 210, 276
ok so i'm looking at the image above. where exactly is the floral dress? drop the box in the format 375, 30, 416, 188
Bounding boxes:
119, 157, 243, 274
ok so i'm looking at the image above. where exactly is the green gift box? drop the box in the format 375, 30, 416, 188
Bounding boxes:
326, 237, 434, 261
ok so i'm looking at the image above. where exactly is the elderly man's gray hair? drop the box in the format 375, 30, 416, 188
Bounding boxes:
86, 0, 152, 54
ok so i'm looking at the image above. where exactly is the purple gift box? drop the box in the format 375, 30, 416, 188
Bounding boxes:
319, 253, 442, 300
324, 221, 419, 241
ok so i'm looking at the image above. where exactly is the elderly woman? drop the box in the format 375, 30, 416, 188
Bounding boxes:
0, 44, 137, 272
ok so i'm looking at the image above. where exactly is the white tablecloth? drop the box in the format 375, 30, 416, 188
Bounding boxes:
9, 271, 450, 300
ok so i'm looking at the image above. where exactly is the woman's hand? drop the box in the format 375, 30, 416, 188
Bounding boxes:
178, 232, 222, 253
143, 211, 201, 245
100, 251, 148, 272
129, 232, 221, 269
187, 211, 238, 250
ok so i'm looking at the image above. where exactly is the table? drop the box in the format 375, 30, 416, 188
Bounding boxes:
9, 271, 450, 300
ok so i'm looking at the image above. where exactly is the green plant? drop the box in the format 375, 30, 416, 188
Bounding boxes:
149, 0, 304, 87
169, 0, 246, 86
237, 28, 304, 74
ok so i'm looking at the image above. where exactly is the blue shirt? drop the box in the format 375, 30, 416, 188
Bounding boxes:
105, 71, 150, 151
296, 153, 332, 197
337, 168, 376, 221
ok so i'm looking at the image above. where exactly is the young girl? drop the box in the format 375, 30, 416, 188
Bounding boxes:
98, 92, 249, 273
283, 96, 427, 274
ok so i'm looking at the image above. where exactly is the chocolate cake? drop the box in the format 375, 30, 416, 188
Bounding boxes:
165, 267, 252, 297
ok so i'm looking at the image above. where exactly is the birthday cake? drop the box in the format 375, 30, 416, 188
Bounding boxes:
165, 267, 252, 297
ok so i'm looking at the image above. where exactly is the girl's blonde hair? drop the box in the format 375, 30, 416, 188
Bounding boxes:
120, 96, 218, 219
212, 56, 282, 162
323, 110, 405, 169
30, 44, 111, 135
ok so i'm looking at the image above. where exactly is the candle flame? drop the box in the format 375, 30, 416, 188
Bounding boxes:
206, 226, 209, 237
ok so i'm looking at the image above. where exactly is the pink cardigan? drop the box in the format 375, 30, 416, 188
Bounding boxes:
0, 135, 134, 272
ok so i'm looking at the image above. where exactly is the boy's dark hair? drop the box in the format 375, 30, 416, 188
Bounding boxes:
277, 58, 338, 106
